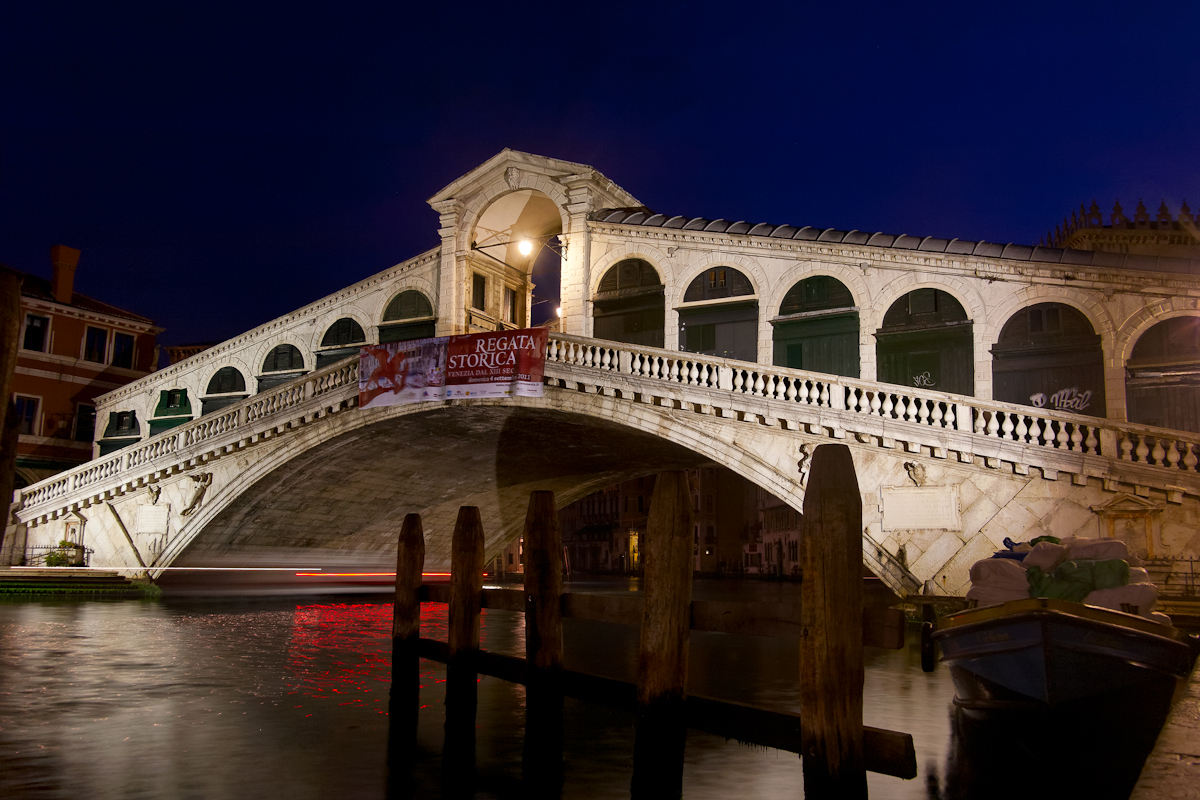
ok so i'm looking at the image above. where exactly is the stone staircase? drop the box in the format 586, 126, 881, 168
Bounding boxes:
0, 567, 150, 598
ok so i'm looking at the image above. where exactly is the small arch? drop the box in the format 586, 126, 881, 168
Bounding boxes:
379, 290, 437, 343
262, 344, 306, 373
321, 318, 366, 348
317, 317, 367, 368
1126, 316, 1200, 432
992, 303, 1105, 416
678, 266, 758, 362
876, 289, 974, 395
772, 276, 860, 377
592, 258, 665, 348
202, 366, 249, 415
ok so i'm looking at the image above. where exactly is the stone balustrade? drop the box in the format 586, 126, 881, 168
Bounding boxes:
13, 333, 1200, 528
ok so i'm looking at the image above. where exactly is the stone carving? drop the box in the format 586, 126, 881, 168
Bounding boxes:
797, 443, 815, 486
180, 473, 213, 517
505, 167, 521, 191
147, 484, 161, 505
903, 461, 927, 487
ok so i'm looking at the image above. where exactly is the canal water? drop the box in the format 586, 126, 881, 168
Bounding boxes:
0, 579, 1165, 799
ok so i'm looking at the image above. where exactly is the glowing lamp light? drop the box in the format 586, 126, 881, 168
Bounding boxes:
518, 239, 533, 257
556, 307, 562, 318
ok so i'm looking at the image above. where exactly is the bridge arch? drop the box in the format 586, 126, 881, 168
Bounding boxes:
154, 392, 824, 578
673, 260, 762, 363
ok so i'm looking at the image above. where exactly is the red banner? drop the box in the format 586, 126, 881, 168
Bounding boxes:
359, 328, 547, 409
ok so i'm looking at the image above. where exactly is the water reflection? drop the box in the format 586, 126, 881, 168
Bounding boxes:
0, 584, 1160, 799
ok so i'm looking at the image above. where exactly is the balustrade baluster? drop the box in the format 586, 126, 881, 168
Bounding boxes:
786, 377, 797, 402
1136, 436, 1151, 464
688, 362, 699, 386
881, 393, 894, 419
998, 412, 1013, 441
819, 383, 830, 407
1120, 435, 1134, 461
751, 373, 764, 397
985, 412, 1000, 438
931, 402, 943, 427
1167, 441, 1182, 469
916, 399, 929, 426
733, 370, 744, 393
870, 392, 882, 417
1016, 416, 1030, 443
1185, 444, 1199, 472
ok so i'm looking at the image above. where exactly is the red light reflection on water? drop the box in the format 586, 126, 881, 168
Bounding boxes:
283, 601, 486, 713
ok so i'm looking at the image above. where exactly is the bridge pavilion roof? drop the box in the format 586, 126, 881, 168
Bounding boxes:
592, 208, 1200, 275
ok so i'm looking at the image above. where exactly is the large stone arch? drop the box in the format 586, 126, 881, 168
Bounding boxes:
589, 248, 671, 296
151, 392, 823, 577
197, 358, 253, 397
251, 336, 312, 376
456, 177, 572, 256
370, 280, 439, 325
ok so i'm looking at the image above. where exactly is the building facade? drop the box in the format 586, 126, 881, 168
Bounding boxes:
10, 246, 159, 486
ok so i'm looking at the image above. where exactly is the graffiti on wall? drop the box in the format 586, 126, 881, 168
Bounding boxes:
912, 372, 935, 388
1030, 387, 1092, 413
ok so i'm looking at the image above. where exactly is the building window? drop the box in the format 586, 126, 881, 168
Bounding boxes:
84, 327, 108, 363
637, 495, 644, 513
382, 291, 433, 322
708, 269, 726, 289
23, 314, 49, 352
503, 287, 517, 323
115, 411, 136, 433
472, 273, 487, 311
14, 396, 39, 436
74, 404, 96, 442
112, 332, 135, 369
320, 318, 366, 348
207, 367, 247, 394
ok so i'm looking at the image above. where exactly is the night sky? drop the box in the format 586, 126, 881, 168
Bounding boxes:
5, 1, 1198, 348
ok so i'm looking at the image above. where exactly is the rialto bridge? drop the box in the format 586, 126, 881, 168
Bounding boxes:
6, 150, 1200, 594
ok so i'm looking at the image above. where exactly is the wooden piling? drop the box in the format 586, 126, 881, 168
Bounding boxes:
631, 470, 694, 800
523, 490, 564, 794
443, 505, 485, 795
390, 513, 425, 703
799, 444, 866, 798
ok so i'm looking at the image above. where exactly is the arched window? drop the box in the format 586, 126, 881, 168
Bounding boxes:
321, 318, 366, 348
773, 276, 859, 377
679, 267, 757, 362
876, 289, 973, 396
592, 259, 664, 348
262, 344, 305, 373
380, 291, 436, 343
1127, 316, 1200, 432
382, 291, 433, 322
207, 367, 247, 394
992, 303, 1104, 415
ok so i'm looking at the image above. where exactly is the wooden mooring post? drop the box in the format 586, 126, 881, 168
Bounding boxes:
800, 444, 867, 798
387, 513, 424, 798
522, 490, 564, 795
631, 470, 694, 799
443, 505, 485, 795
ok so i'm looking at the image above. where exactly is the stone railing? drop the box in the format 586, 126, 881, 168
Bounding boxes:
16, 331, 1200, 526
15, 359, 360, 519
545, 334, 1200, 491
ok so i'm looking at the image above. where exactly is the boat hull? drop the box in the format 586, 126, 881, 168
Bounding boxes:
932, 598, 1198, 709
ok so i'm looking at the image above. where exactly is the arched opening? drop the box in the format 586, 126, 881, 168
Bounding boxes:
258, 344, 308, 392
876, 289, 973, 395
678, 267, 757, 362
992, 303, 1104, 415
772, 276, 859, 377
149, 387, 194, 435
592, 259, 665, 348
1126, 316, 1200, 432
379, 291, 435, 343
317, 318, 366, 368
202, 366, 249, 415
469, 189, 563, 332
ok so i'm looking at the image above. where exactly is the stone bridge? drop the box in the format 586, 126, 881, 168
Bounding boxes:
8, 333, 1200, 596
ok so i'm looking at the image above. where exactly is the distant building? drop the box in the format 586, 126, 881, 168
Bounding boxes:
1045, 199, 1200, 259
10, 246, 160, 486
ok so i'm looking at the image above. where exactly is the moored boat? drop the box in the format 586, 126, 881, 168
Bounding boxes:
932, 597, 1199, 712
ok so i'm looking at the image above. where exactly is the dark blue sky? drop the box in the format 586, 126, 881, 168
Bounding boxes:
4, 1, 1198, 346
